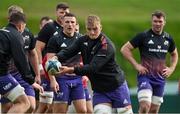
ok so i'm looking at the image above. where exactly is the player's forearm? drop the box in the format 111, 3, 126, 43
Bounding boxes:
121, 42, 139, 69
36, 48, 43, 64
35, 41, 45, 64
28, 50, 40, 76
124, 52, 139, 69
49, 75, 56, 83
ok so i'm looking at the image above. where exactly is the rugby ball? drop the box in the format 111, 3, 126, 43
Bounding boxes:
45, 59, 61, 75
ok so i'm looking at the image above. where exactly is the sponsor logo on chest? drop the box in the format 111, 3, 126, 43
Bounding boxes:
147, 39, 169, 53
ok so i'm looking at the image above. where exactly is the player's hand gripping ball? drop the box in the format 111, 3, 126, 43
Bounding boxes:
45, 59, 61, 75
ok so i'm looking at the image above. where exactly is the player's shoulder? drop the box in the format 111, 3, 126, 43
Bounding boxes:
163, 31, 172, 39
79, 34, 88, 41
41, 21, 55, 31
140, 29, 151, 37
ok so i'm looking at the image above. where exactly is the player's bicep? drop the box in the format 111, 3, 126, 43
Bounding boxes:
36, 40, 46, 51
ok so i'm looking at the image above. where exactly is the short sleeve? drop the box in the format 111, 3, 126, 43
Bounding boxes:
168, 36, 176, 53
37, 23, 55, 44
28, 32, 36, 50
129, 32, 145, 48
46, 36, 59, 53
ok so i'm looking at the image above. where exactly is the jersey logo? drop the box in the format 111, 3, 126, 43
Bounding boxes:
157, 45, 161, 49
53, 31, 58, 36
164, 40, 169, 46
83, 42, 88, 46
3, 83, 12, 90
140, 82, 147, 88
56, 91, 64, 97
23, 35, 30, 41
148, 40, 154, 44
61, 43, 67, 47
123, 99, 128, 104
24, 46, 29, 49
56, 26, 59, 29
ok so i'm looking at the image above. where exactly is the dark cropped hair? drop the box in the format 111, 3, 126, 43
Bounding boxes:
152, 10, 166, 20
40, 16, 51, 24
9, 12, 26, 24
56, 3, 69, 10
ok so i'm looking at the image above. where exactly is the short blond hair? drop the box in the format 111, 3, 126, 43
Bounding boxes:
86, 15, 101, 27
8, 5, 23, 17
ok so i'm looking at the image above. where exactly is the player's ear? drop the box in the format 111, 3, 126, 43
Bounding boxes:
15, 23, 21, 32
99, 24, 102, 31
164, 20, 166, 26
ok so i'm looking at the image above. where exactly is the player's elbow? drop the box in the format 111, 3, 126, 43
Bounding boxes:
121, 42, 133, 57
120, 45, 127, 56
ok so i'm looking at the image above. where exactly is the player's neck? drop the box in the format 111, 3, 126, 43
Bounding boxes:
56, 19, 63, 27
63, 31, 74, 37
152, 29, 163, 35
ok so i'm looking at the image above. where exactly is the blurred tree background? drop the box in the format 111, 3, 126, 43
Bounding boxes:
0, 0, 180, 87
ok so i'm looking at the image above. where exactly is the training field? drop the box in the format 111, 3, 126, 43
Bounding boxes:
0, 0, 180, 112
1, 0, 180, 87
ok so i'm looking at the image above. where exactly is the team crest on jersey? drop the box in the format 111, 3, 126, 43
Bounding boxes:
61, 42, 67, 47
53, 31, 58, 36
157, 45, 161, 49
148, 39, 154, 44
23, 35, 29, 41
83, 42, 88, 46
164, 40, 169, 46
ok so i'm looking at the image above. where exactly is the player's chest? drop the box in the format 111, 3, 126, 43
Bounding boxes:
57, 37, 76, 50
142, 37, 170, 53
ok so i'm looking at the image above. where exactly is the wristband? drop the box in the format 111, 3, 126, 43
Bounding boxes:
39, 64, 43, 70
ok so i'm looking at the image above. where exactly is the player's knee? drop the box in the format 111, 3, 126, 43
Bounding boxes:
138, 89, 152, 103
77, 108, 87, 113
94, 104, 112, 114
150, 96, 162, 114
87, 107, 93, 113
139, 101, 151, 113
149, 107, 159, 114
15, 96, 30, 111
117, 105, 133, 114
27, 103, 36, 113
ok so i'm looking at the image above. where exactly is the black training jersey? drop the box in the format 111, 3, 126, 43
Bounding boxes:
22, 28, 36, 52
56, 33, 125, 92
47, 31, 81, 67
130, 29, 176, 76
0, 23, 34, 84
37, 20, 62, 56
8, 28, 36, 74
